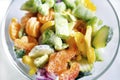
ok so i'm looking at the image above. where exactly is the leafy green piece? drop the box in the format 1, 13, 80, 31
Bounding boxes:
38, 3, 49, 16
63, 0, 76, 9
72, 5, 95, 20
41, 0, 46, 3
55, 13, 69, 39
14, 46, 26, 58
29, 45, 54, 58
42, 29, 54, 46
87, 16, 103, 27
87, 16, 103, 36
46, 0, 55, 8
75, 71, 92, 80
54, 2, 66, 12
34, 54, 49, 68
18, 27, 26, 38
21, 0, 42, 13
62, 12, 76, 22
38, 0, 55, 16
21, 0, 54, 15
68, 22, 76, 33
41, 29, 69, 50
78, 59, 93, 72
53, 36, 69, 50
95, 49, 103, 61
75, 0, 85, 6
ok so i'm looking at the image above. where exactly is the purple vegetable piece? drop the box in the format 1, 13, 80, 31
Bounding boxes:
36, 68, 57, 80
56, 0, 62, 3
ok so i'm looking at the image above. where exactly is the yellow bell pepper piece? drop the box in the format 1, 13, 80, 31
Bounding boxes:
40, 21, 55, 33
29, 66, 37, 75
86, 47, 96, 64
85, 0, 96, 11
22, 55, 37, 75
85, 26, 96, 63
74, 32, 87, 57
85, 26, 92, 46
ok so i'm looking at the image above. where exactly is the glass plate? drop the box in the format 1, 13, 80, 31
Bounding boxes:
1, 0, 120, 80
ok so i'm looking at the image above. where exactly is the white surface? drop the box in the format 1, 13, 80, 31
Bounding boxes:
0, 0, 120, 80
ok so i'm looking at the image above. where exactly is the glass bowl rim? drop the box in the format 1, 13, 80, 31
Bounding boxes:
1, 0, 120, 80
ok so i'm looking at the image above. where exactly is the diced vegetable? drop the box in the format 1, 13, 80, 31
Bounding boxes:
18, 27, 26, 38
55, 13, 69, 39
95, 49, 103, 61
92, 25, 112, 48
87, 17, 103, 27
29, 45, 54, 58
62, 12, 76, 22
9, 0, 113, 79
21, 0, 42, 13
87, 16, 103, 36
72, 5, 95, 20
54, 2, 66, 12
79, 59, 93, 72
68, 22, 76, 33
85, 26, 92, 47
22, 55, 37, 75
53, 35, 69, 50
34, 54, 49, 68
74, 32, 87, 56
85, 0, 96, 11
75, 0, 85, 6
29, 67, 37, 75
37, 9, 54, 24
38, 0, 55, 16
21, 0, 54, 15
45, 0, 55, 8
40, 21, 55, 33
36, 68, 57, 80
63, 0, 76, 9
14, 46, 26, 58
41, 29, 54, 46
41, 29, 68, 50
86, 47, 96, 64
22, 55, 34, 66
85, 26, 96, 63
41, 0, 46, 3
38, 3, 49, 16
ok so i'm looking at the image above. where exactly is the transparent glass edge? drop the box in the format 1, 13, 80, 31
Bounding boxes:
1, 0, 120, 80
93, 0, 120, 79
1, 0, 32, 80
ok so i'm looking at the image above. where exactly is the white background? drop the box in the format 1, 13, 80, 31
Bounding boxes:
0, 0, 120, 80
